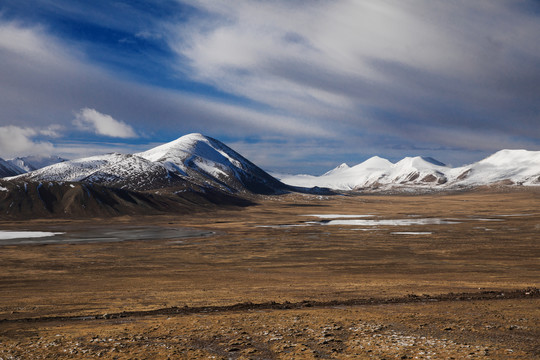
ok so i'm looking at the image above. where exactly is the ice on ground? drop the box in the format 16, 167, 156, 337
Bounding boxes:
391, 232, 432, 235
0, 186, 8, 191
0, 226, 213, 245
467, 218, 504, 222
495, 214, 533, 217
302, 214, 373, 219
0, 231, 64, 240
322, 218, 460, 226
256, 224, 311, 228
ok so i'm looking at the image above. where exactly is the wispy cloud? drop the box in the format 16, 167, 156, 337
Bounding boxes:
173, 0, 540, 150
73, 108, 138, 138
0, 21, 329, 140
0, 1, 539, 172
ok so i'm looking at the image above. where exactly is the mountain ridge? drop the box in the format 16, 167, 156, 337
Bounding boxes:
7, 133, 302, 196
3, 135, 540, 198
278, 149, 540, 191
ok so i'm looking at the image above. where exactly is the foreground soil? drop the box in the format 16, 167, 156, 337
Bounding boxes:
1, 189, 539, 358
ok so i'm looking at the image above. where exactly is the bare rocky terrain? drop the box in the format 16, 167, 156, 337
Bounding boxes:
0, 189, 539, 359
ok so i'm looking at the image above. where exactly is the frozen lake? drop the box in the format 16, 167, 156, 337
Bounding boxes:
0, 226, 213, 246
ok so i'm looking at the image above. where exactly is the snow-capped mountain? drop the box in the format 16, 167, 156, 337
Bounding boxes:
136, 133, 292, 194
383, 157, 449, 187
6, 134, 540, 197
0, 158, 25, 178
279, 156, 448, 190
448, 150, 540, 186
279, 150, 540, 191
10, 133, 295, 195
14, 152, 185, 191
8, 155, 67, 172
15, 153, 128, 182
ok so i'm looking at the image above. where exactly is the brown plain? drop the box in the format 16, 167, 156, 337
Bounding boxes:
0, 189, 539, 359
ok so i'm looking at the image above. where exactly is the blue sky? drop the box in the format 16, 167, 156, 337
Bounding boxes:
1, 0, 539, 174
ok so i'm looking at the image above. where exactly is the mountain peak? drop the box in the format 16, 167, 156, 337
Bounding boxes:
136, 133, 241, 171
480, 149, 540, 166
358, 156, 393, 169
136, 133, 292, 194
323, 163, 349, 176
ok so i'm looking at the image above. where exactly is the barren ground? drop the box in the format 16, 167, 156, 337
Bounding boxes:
0, 189, 539, 359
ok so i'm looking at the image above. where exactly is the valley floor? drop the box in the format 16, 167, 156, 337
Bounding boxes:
0, 189, 539, 359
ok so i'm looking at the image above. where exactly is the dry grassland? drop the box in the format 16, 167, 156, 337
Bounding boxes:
0, 190, 539, 358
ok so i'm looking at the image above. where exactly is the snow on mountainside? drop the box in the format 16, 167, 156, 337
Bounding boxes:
82, 154, 181, 190
448, 150, 540, 186
14, 153, 132, 182
6, 134, 540, 195
8, 155, 67, 172
12, 152, 190, 191
278, 155, 449, 191
279, 150, 540, 191
0, 158, 25, 178
10, 133, 295, 195
323, 163, 350, 176
383, 157, 449, 186
279, 156, 393, 190
136, 133, 292, 194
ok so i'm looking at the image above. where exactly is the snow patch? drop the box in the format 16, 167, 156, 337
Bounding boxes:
302, 214, 373, 219
0, 231, 64, 240
322, 218, 460, 226
391, 232, 433, 235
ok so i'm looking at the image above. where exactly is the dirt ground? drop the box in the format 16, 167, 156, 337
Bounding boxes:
0, 189, 539, 359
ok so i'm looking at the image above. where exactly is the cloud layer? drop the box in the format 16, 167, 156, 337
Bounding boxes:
174, 1, 540, 141
0, 1, 539, 172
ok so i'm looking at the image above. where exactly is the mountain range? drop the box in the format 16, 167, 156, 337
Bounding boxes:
277, 150, 540, 191
8, 133, 298, 195
1, 133, 539, 217
0, 134, 304, 218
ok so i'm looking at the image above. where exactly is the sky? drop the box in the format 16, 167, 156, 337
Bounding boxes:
0, 0, 539, 174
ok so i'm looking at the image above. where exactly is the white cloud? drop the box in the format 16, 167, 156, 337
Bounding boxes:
0, 126, 55, 159
73, 108, 138, 138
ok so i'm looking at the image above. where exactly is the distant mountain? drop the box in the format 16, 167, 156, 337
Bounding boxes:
278, 150, 540, 191
278, 155, 448, 190
10, 133, 299, 195
0, 158, 25, 178
448, 150, 540, 187
8, 155, 67, 172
